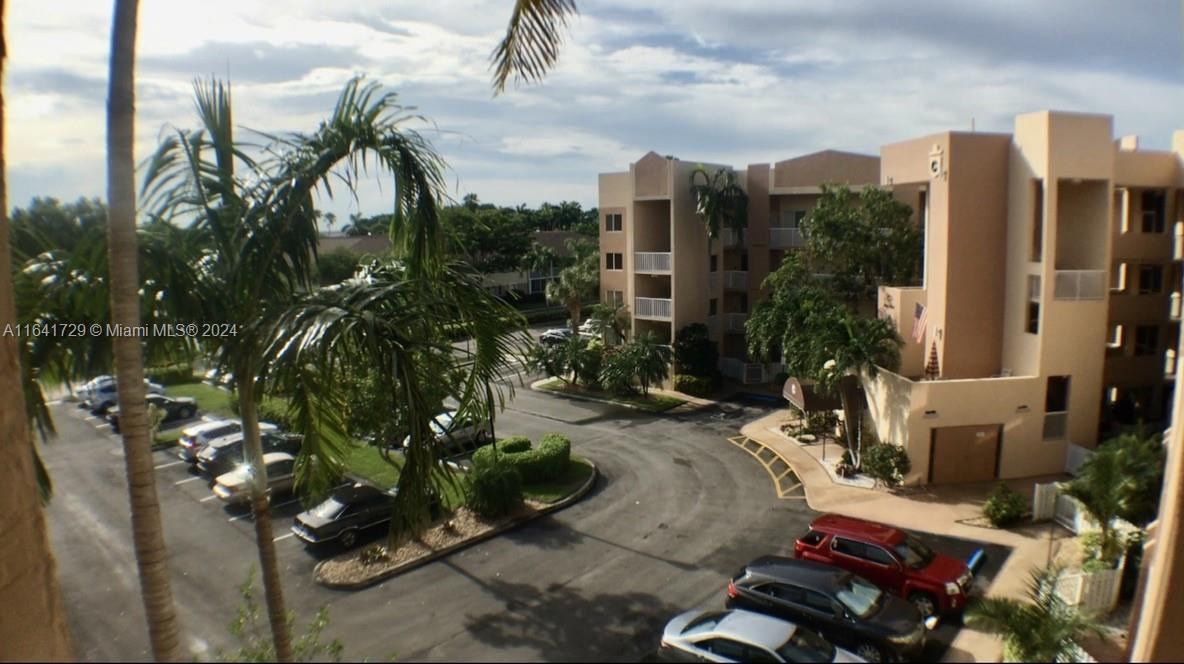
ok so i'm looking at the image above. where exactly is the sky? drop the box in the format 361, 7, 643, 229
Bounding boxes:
5, 0, 1183, 224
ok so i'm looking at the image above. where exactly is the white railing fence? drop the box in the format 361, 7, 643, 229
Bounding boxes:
1055, 559, 1125, 616
724, 271, 748, 290
634, 251, 671, 273
634, 296, 672, 320
1053, 269, 1106, 300
769, 226, 805, 248
1065, 442, 1094, 475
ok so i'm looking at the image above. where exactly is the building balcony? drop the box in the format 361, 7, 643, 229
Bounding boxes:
634, 251, 672, 274
719, 358, 782, 384
1171, 292, 1182, 320
708, 272, 718, 292
724, 312, 747, 332
1053, 270, 1106, 301
1175, 222, 1183, 261
720, 228, 743, 247
769, 227, 805, 248
724, 270, 748, 290
1167, 348, 1178, 378
634, 296, 673, 321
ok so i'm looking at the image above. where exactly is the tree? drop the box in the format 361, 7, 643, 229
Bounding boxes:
799, 184, 919, 304
519, 242, 558, 275
440, 204, 532, 273
316, 250, 361, 286
545, 249, 598, 333
490, 0, 579, 94
586, 300, 630, 344
966, 566, 1104, 662
0, 0, 76, 653
105, 1, 183, 659
673, 323, 718, 378
630, 331, 672, 396
690, 165, 748, 244
747, 254, 901, 468
1063, 447, 1126, 566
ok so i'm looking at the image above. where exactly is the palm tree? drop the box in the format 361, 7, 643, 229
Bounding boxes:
966, 566, 1104, 662
631, 331, 673, 396
105, 1, 183, 659
820, 313, 901, 469
519, 241, 558, 275
545, 251, 598, 333
1063, 445, 1126, 566
587, 300, 630, 344
490, 0, 579, 94
690, 165, 748, 245
0, 0, 75, 654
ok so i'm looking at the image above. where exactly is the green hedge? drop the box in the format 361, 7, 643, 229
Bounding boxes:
673, 374, 715, 397
145, 363, 196, 386
465, 458, 524, 517
472, 433, 571, 483
983, 482, 1028, 528
861, 443, 912, 487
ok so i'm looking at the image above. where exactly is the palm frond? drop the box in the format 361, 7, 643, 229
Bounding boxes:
490, 0, 578, 94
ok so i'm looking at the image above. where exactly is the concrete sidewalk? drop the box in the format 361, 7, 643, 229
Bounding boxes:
741, 411, 1068, 663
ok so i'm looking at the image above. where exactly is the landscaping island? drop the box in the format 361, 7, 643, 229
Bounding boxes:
535, 378, 684, 413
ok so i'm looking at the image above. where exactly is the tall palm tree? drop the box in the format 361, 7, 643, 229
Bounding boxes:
105, 1, 183, 660
631, 331, 672, 396
545, 251, 598, 334
820, 313, 901, 468
966, 566, 1104, 662
690, 165, 748, 245
0, 0, 75, 655
587, 300, 630, 344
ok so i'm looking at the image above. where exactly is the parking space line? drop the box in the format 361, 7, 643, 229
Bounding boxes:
154, 460, 185, 471
199, 494, 219, 503
272, 533, 295, 543
175, 476, 203, 485
227, 498, 300, 522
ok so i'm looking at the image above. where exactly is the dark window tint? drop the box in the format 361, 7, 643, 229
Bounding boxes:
744, 645, 780, 663
832, 536, 866, 558
1135, 326, 1160, 356
799, 530, 825, 546
1141, 190, 1166, 233
270, 460, 295, 477
1139, 264, 1164, 294
701, 638, 746, 659
803, 590, 835, 613
768, 583, 804, 604
710, 254, 718, 272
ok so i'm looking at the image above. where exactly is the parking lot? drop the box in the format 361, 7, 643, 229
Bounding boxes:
45, 382, 1009, 662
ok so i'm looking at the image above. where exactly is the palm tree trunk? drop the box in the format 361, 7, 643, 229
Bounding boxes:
0, 2, 75, 653
837, 376, 860, 468
237, 366, 294, 662
106, 1, 183, 660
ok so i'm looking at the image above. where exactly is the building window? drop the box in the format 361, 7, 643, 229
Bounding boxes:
606, 290, 623, 306
740, 251, 749, 271
1141, 190, 1166, 233
604, 213, 623, 232
708, 298, 718, 316
778, 209, 807, 228
1110, 262, 1128, 293
605, 253, 623, 270
709, 254, 718, 272
1046, 376, 1070, 413
1107, 324, 1124, 351
1138, 264, 1164, 294
1031, 180, 1044, 262
1026, 275, 1040, 334
739, 293, 749, 314
1134, 325, 1160, 356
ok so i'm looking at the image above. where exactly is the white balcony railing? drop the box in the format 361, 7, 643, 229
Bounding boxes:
1175, 222, 1183, 261
1167, 348, 1178, 378
720, 228, 743, 247
769, 227, 805, 248
724, 271, 748, 290
1171, 292, 1182, 320
1053, 270, 1106, 301
634, 296, 673, 320
634, 251, 672, 274
1043, 412, 1068, 441
725, 313, 747, 332
708, 272, 719, 292
718, 358, 778, 384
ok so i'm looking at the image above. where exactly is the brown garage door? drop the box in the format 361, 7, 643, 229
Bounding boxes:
928, 425, 1001, 485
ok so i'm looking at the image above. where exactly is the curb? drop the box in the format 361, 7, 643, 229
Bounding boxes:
529, 379, 682, 413
315, 460, 600, 590
726, 435, 806, 500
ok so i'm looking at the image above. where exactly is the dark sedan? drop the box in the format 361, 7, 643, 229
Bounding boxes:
291, 481, 441, 549
107, 394, 198, 433
726, 556, 931, 663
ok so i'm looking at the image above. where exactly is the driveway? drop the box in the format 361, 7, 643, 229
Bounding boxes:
43, 380, 1005, 661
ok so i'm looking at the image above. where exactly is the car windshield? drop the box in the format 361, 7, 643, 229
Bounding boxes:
835, 575, 883, 619
430, 414, 453, 435
309, 497, 346, 520
777, 626, 836, 664
894, 535, 936, 570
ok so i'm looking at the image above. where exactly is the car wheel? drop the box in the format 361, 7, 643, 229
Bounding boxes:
182, 406, 196, 420
909, 591, 938, 618
855, 643, 885, 663
339, 529, 359, 549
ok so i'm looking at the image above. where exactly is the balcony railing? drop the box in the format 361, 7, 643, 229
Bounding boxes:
1167, 348, 1178, 378
1053, 270, 1105, 301
634, 251, 671, 274
769, 227, 805, 248
1175, 222, 1183, 261
724, 271, 748, 290
725, 313, 747, 332
634, 296, 673, 320
707, 315, 719, 335
719, 358, 781, 384
708, 272, 719, 292
720, 228, 743, 247
1043, 412, 1068, 441
1171, 292, 1182, 320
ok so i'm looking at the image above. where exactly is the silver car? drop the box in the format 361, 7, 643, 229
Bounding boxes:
213, 452, 297, 505
398, 410, 492, 457
177, 419, 277, 462
661, 609, 864, 663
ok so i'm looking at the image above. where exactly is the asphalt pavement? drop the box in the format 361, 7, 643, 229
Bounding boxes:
42, 374, 1004, 661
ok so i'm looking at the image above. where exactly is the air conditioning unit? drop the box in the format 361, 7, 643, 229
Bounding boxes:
928, 145, 944, 179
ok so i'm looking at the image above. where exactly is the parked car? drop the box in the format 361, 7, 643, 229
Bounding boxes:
84, 379, 165, 414
213, 452, 297, 505
177, 420, 278, 463
726, 556, 930, 663
291, 481, 441, 549
197, 430, 301, 478
202, 367, 234, 387
397, 410, 493, 457
538, 326, 596, 346
794, 514, 975, 617
77, 375, 114, 405
106, 394, 198, 432
660, 608, 862, 663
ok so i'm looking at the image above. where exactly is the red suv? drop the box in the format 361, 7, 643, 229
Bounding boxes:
794, 514, 975, 617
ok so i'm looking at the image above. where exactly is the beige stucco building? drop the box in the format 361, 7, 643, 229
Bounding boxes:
867, 111, 1183, 485
598, 150, 879, 383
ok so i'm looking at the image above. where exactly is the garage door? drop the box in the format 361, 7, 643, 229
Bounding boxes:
928, 425, 1001, 485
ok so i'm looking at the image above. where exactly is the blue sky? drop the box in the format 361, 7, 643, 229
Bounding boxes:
5, 0, 1182, 223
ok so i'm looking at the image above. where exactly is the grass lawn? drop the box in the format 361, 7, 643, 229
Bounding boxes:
165, 382, 235, 419
343, 444, 467, 510
522, 457, 595, 503
537, 379, 684, 413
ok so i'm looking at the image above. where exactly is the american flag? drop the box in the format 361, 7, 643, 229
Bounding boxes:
911, 303, 928, 343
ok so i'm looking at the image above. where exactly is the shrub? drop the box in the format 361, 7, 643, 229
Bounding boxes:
145, 363, 195, 386
598, 346, 636, 396
673, 374, 715, 397
805, 411, 838, 435
673, 324, 719, 378
835, 449, 856, 478
358, 544, 390, 566
861, 443, 912, 487
472, 433, 572, 483
983, 482, 1028, 528
464, 459, 523, 518
257, 399, 294, 430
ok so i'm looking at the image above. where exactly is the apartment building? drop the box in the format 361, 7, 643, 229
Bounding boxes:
598, 150, 879, 383
866, 111, 1183, 485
